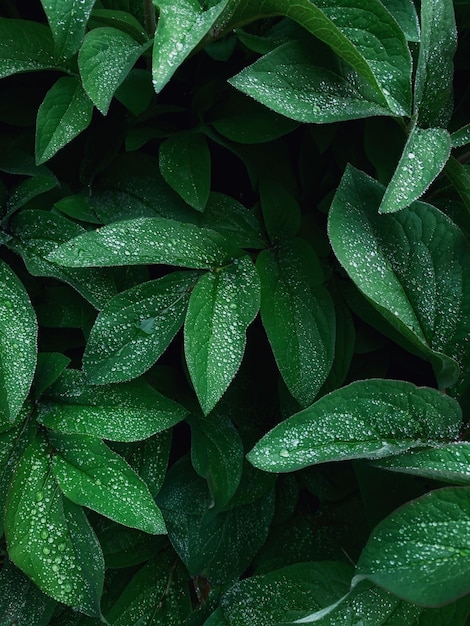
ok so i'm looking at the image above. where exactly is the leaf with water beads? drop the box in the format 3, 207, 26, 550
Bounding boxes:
184, 255, 260, 415
5, 435, 104, 616
40, 0, 97, 60
355, 486, 470, 607
247, 379, 461, 473
0, 259, 37, 423
379, 127, 451, 214
83, 270, 200, 384
50, 433, 166, 534
47, 216, 242, 269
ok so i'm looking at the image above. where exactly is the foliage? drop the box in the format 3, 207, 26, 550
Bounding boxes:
0, 0, 470, 623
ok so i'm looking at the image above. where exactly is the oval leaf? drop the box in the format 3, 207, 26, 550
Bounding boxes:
247, 379, 461, 472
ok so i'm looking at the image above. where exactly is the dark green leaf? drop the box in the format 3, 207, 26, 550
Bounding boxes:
451, 123, 470, 148
40, 0, 97, 59
34, 352, 71, 399
247, 379, 461, 472
184, 255, 260, 414
88, 8, 148, 44
36, 76, 94, 165
259, 179, 301, 241
444, 157, 470, 213
381, 0, 420, 42
6, 175, 59, 217
124, 430, 172, 497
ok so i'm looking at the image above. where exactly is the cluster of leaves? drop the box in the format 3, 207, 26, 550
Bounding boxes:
1, 0, 470, 623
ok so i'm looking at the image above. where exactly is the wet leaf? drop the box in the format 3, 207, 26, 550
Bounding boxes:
40, 0, 97, 60
379, 126, 451, 214
34, 352, 71, 399
355, 486, 470, 607
83, 270, 199, 384
5, 435, 104, 616
184, 255, 260, 414
6, 175, 59, 218
38, 369, 188, 442
451, 123, 470, 148
50, 433, 166, 534
247, 379, 461, 472
381, 0, 420, 42
0, 259, 37, 422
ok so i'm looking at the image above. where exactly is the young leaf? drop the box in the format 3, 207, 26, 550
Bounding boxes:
78, 27, 151, 115
159, 131, 211, 212
328, 165, 470, 391
50, 433, 166, 534
184, 255, 260, 415
247, 379, 461, 472
152, 0, 230, 93
5, 435, 104, 616
0, 259, 37, 422
355, 486, 470, 607
35, 76, 94, 165
229, 41, 394, 124
379, 126, 451, 214
40, 0, 97, 60
257, 239, 335, 407
46, 217, 241, 269
414, 0, 457, 127
83, 271, 199, 384
38, 370, 188, 442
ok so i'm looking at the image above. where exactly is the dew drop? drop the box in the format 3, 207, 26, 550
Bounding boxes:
279, 449, 290, 458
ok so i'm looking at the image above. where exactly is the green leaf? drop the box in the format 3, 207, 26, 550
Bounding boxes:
5, 435, 104, 616
159, 132, 211, 212
247, 379, 461, 472
355, 486, 470, 607
0, 259, 37, 422
124, 430, 172, 497
0, 18, 63, 78
229, 41, 394, 124
83, 271, 199, 384
38, 370, 188, 442
6, 175, 59, 218
9, 209, 117, 310
451, 123, 470, 148
328, 165, 470, 391
259, 179, 301, 241
78, 27, 151, 115
379, 127, 451, 214
257, 239, 335, 407
444, 157, 470, 214
381, 0, 420, 42
184, 255, 260, 414
34, 352, 71, 399
46, 217, 241, 269
152, 0, 230, 93
50, 433, 166, 534
40, 0, 97, 60
35, 76, 94, 165
88, 8, 149, 44
414, 0, 457, 127
373, 442, 470, 486
190, 411, 244, 510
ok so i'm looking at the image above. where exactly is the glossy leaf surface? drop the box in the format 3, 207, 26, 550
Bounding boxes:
40, 0, 97, 59
0, 18, 60, 78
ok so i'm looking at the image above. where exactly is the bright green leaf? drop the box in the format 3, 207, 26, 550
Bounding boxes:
50, 433, 166, 534
78, 27, 150, 114
379, 126, 451, 214
38, 370, 188, 442
46, 216, 241, 269
35, 76, 93, 165
247, 379, 461, 472
184, 255, 260, 414
0, 260, 37, 422
328, 165, 470, 391
40, 0, 97, 59
257, 239, 335, 407
5, 435, 104, 616
381, 0, 420, 42
159, 132, 211, 212
355, 486, 470, 607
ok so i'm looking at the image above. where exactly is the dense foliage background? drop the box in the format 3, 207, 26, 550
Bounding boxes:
1, 0, 470, 623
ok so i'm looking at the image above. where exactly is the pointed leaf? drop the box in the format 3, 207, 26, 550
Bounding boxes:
0, 260, 37, 422
159, 132, 211, 212
184, 255, 260, 414
451, 123, 470, 149
35, 76, 93, 165
40, 0, 97, 59
50, 433, 166, 534
257, 240, 335, 407
84, 271, 199, 384
5, 435, 104, 616
247, 379, 461, 472
47, 217, 241, 269
414, 0, 457, 127
6, 175, 59, 217
328, 166, 470, 391
379, 127, 451, 214
381, 0, 420, 42
152, 0, 230, 92
229, 41, 394, 124
355, 486, 470, 607
38, 370, 188, 442
79, 27, 150, 114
